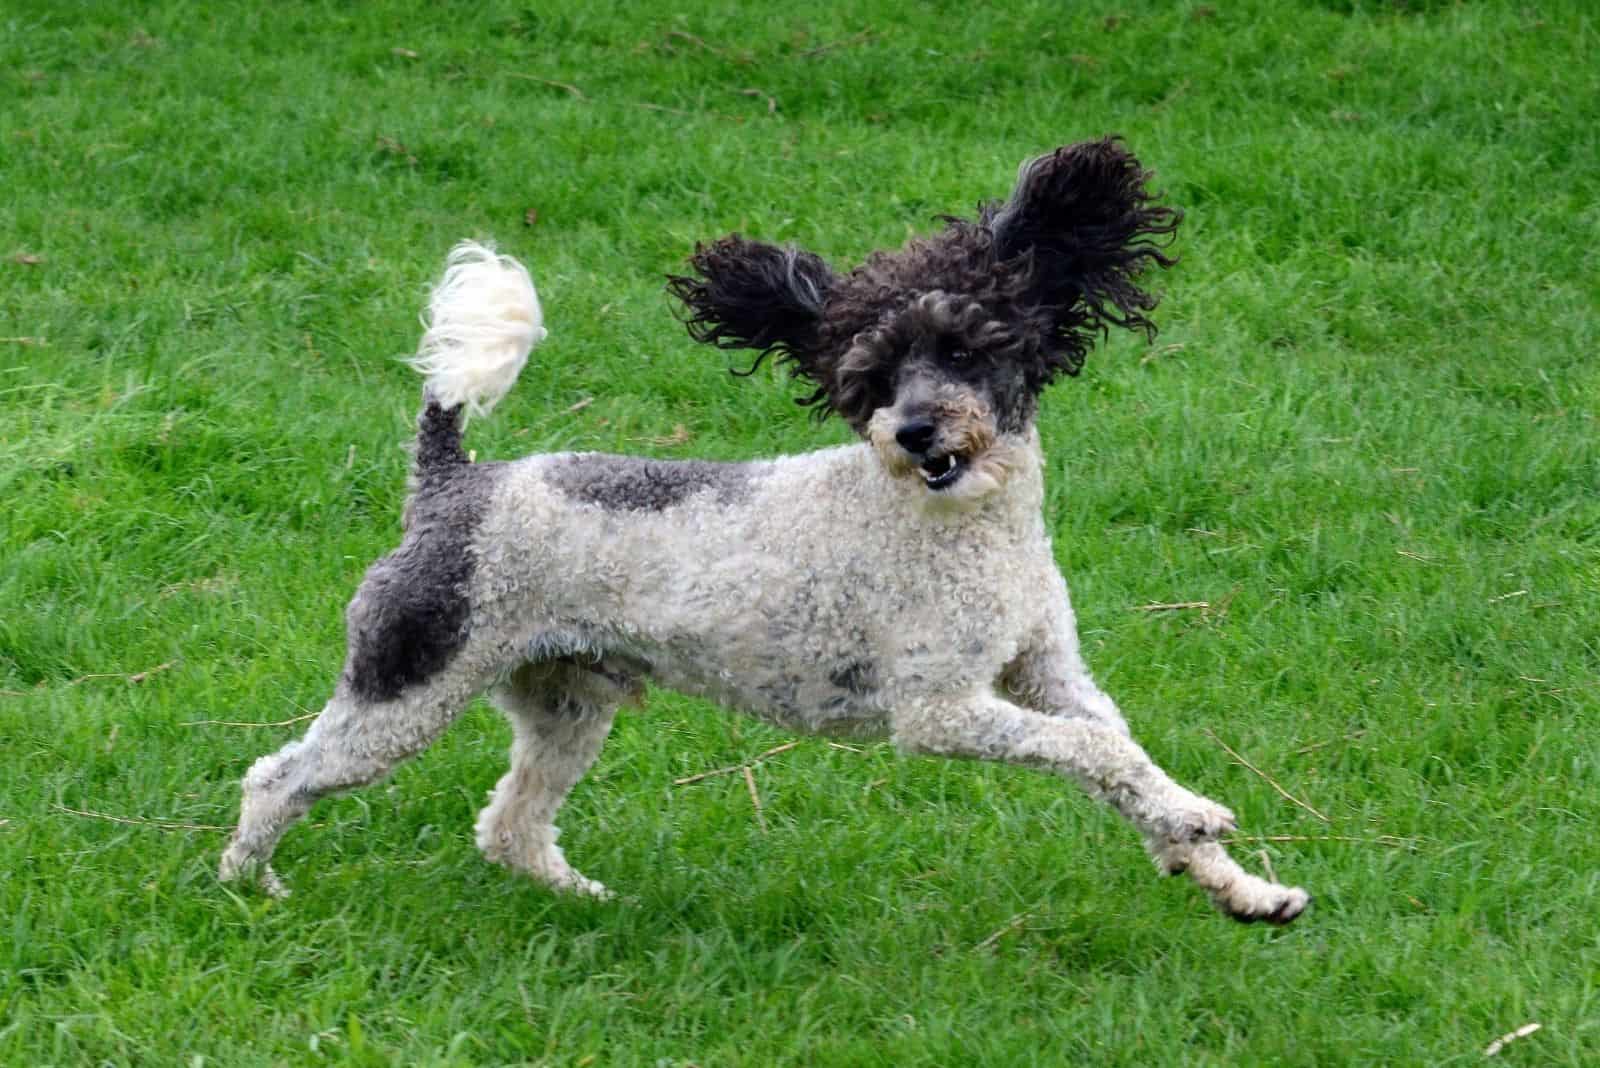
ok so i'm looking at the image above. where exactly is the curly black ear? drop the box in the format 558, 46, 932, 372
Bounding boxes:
986, 137, 1181, 371
666, 236, 838, 403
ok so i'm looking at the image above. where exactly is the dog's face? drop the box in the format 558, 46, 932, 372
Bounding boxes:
668, 138, 1180, 502
849, 292, 1036, 503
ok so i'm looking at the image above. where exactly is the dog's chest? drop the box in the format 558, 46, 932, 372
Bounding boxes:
853, 512, 1047, 674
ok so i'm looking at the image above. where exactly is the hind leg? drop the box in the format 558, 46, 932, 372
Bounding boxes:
220, 669, 480, 896
474, 659, 635, 897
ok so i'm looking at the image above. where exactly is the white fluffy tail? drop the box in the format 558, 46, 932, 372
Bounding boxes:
411, 241, 546, 418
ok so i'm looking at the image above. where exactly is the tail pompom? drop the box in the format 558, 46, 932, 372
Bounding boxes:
411, 241, 546, 418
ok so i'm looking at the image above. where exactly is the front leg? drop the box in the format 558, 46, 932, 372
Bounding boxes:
893, 692, 1310, 924
998, 571, 1129, 734
999, 634, 1130, 735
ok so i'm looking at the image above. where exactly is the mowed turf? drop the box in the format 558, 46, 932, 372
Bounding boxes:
2, 1, 1597, 1063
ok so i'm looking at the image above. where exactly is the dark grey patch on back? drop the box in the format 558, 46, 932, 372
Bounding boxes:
545, 453, 755, 512
342, 462, 503, 703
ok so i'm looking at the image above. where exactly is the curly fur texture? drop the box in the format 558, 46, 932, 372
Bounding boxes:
221, 139, 1308, 926
665, 239, 838, 411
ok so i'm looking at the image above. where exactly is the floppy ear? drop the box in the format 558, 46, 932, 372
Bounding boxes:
666, 236, 838, 406
986, 137, 1181, 371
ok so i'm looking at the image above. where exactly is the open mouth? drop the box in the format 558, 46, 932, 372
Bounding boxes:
918, 452, 965, 490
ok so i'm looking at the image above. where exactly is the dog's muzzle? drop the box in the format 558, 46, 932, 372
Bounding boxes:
895, 419, 967, 491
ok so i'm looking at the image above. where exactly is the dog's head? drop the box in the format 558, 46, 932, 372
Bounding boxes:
667, 137, 1179, 503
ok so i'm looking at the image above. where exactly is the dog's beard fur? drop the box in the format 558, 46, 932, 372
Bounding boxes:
866, 398, 1026, 508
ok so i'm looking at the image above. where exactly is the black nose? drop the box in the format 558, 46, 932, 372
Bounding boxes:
895, 420, 937, 456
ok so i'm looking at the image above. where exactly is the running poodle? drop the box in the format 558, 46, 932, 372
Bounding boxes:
221, 137, 1310, 924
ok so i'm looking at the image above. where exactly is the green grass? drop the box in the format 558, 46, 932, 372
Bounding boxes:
3, 0, 1598, 1063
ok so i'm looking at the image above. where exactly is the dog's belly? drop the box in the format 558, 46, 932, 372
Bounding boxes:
597, 550, 1034, 738
635, 640, 893, 737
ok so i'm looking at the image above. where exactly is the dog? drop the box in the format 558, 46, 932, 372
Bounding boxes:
220, 138, 1310, 924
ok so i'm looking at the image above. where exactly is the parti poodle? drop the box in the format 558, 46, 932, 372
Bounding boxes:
221, 138, 1310, 925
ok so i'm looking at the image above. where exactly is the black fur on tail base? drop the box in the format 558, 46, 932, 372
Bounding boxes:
414, 396, 469, 474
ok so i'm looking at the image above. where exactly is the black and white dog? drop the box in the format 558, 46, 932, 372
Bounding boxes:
222, 138, 1309, 924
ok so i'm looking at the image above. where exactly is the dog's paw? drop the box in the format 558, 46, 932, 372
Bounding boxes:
258, 865, 291, 899
1164, 840, 1312, 925
218, 847, 244, 884
483, 833, 614, 900
1222, 883, 1311, 926
219, 849, 291, 899
551, 871, 613, 900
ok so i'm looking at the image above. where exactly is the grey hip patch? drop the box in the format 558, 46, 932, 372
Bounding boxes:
341, 463, 501, 702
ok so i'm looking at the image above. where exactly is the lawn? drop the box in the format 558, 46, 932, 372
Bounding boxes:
2, 1, 1597, 1064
